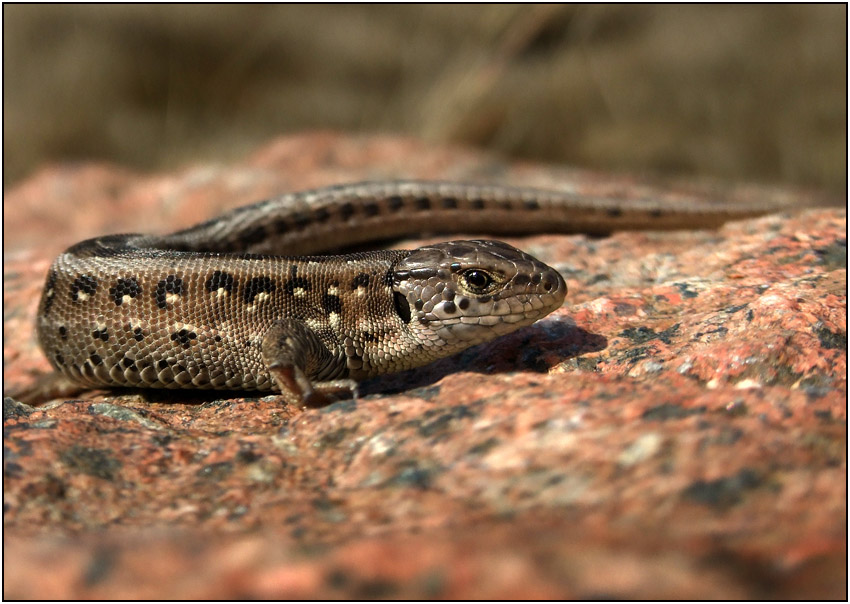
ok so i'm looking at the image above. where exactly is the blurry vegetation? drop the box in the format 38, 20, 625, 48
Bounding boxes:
3, 4, 846, 192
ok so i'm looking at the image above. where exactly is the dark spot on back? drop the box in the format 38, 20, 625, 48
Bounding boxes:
607, 207, 623, 218
70, 275, 98, 302
154, 275, 183, 309
387, 195, 404, 211
322, 293, 342, 315
292, 211, 312, 229
110, 277, 141, 306
384, 267, 395, 287
314, 207, 331, 222
90, 353, 103, 366
54, 352, 64, 366
513, 274, 530, 286
351, 273, 370, 289
121, 356, 137, 371
171, 329, 198, 349
284, 277, 311, 296
471, 198, 485, 210
442, 197, 458, 209
272, 217, 289, 234
362, 332, 377, 342
339, 202, 355, 221
205, 271, 235, 294
523, 199, 540, 211
416, 197, 431, 210
157, 360, 169, 371
243, 276, 276, 304
42, 271, 58, 315
59, 326, 68, 340
92, 328, 109, 342
442, 301, 457, 314
458, 298, 470, 310
649, 209, 663, 218
363, 202, 380, 217
237, 224, 267, 248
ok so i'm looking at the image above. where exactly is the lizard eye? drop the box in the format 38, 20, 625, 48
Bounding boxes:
461, 269, 495, 294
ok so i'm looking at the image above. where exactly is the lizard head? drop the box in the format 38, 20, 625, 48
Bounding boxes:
391, 239, 567, 355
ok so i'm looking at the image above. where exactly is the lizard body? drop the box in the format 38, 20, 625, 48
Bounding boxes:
35, 180, 792, 406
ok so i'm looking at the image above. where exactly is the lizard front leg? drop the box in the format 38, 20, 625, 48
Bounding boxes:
261, 318, 357, 408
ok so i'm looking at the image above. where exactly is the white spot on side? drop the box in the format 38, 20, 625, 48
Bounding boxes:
329, 312, 340, 329
328, 285, 340, 296
166, 293, 180, 305
305, 318, 324, 331
293, 288, 306, 297
122, 294, 134, 305
216, 288, 229, 298
77, 292, 90, 302
357, 286, 366, 297
255, 292, 270, 303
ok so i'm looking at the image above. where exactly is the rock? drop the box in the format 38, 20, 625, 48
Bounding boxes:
3, 134, 846, 599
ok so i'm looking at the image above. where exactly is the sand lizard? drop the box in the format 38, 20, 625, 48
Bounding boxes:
35, 179, 796, 406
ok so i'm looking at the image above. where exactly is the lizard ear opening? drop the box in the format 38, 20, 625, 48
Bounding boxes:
393, 291, 411, 324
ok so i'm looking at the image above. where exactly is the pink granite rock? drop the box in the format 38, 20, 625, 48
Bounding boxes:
3, 134, 846, 599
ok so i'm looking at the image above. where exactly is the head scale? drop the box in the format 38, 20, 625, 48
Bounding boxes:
391, 239, 567, 355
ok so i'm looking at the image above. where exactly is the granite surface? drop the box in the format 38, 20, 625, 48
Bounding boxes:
3, 134, 846, 599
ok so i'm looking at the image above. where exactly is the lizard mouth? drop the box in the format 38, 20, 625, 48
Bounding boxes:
425, 301, 558, 340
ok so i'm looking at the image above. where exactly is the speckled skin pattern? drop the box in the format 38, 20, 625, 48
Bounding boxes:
35, 180, 782, 405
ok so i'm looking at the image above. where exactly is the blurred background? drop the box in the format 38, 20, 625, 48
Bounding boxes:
4, 4, 846, 193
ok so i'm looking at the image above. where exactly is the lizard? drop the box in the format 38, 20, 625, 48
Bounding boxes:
34, 179, 804, 407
